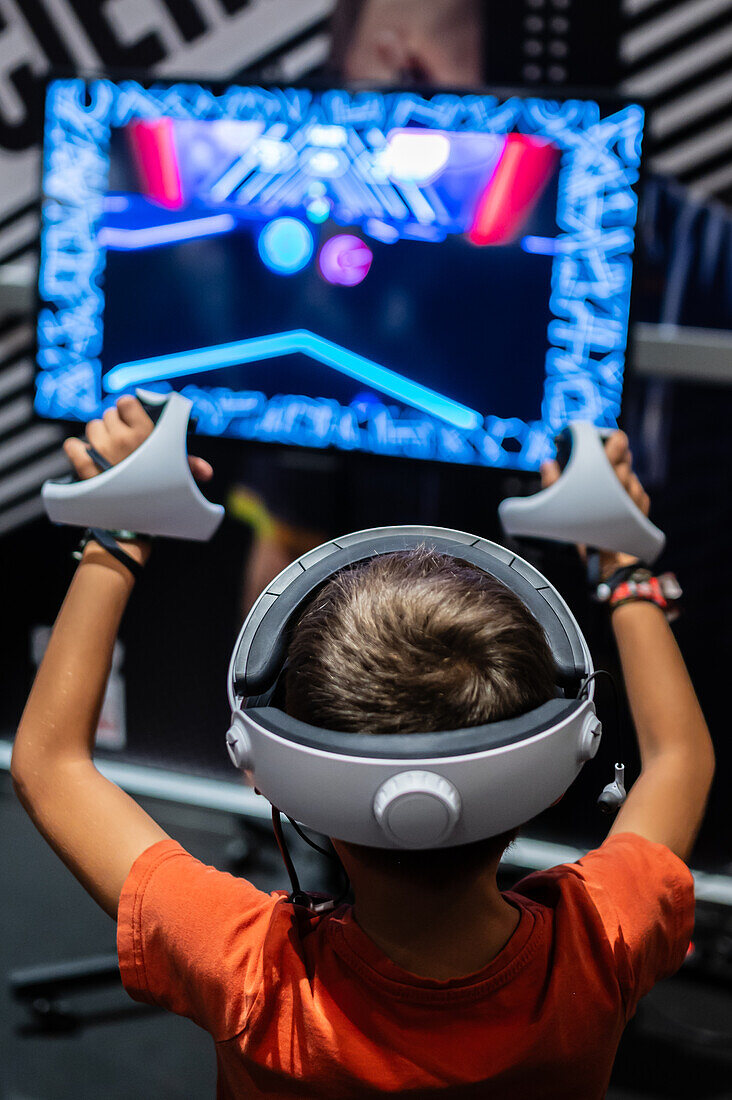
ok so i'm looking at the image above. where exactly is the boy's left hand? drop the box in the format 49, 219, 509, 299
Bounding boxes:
540, 429, 648, 581
63, 395, 213, 483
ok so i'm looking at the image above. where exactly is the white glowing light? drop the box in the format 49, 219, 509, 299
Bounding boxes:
254, 138, 295, 173
211, 120, 263, 151
306, 150, 344, 177
308, 124, 348, 147
381, 131, 451, 185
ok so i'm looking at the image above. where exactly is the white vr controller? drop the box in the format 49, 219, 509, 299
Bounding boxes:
42, 390, 224, 541
499, 421, 665, 563
42, 398, 664, 561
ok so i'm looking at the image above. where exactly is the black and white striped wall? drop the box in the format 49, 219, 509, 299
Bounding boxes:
621, 0, 732, 204
485, 0, 732, 205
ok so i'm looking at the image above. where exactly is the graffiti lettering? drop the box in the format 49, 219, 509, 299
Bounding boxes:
0, 0, 217, 154
65, 0, 168, 67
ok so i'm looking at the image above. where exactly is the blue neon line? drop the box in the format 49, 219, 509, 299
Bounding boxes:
521, 235, 561, 256
98, 214, 235, 250
103, 329, 482, 431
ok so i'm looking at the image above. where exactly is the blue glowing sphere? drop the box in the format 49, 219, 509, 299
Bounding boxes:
258, 217, 314, 275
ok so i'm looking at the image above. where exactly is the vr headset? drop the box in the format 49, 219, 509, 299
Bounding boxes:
226, 525, 603, 851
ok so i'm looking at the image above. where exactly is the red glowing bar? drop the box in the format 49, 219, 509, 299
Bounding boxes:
468, 134, 560, 246
127, 119, 184, 210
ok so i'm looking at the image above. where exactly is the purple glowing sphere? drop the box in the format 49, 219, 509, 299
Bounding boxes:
318, 234, 373, 287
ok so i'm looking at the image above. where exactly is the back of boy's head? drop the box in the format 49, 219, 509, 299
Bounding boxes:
284, 547, 557, 876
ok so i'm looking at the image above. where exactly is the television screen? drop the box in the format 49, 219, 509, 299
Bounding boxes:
36, 79, 644, 470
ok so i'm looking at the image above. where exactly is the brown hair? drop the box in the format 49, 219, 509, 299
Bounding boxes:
285, 547, 557, 872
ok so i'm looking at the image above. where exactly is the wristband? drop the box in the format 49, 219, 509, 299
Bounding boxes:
595, 565, 682, 620
595, 562, 649, 601
73, 527, 146, 579
73, 445, 149, 577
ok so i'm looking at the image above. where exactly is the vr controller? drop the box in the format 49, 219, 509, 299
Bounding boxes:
42, 397, 662, 564
42, 390, 224, 541
499, 421, 665, 564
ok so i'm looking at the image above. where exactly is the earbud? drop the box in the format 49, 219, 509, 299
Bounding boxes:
597, 763, 626, 814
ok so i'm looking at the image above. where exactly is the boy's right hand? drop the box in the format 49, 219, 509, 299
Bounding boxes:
540, 430, 651, 580
63, 395, 213, 483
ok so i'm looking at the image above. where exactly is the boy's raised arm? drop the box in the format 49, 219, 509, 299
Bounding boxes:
10, 397, 212, 918
607, 599, 714, 862
543, 433, 715, 864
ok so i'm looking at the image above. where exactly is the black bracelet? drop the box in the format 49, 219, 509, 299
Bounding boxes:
73, 527, 145, 579
595, 562, 651, 603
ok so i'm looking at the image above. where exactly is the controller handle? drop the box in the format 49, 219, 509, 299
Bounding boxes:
42, 390, 224, 541
498, 421, 665, 563
133, 388, 198, 434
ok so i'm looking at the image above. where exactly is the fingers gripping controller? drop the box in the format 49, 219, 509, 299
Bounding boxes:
42, 391, 224, 541
498, 421, 665, 563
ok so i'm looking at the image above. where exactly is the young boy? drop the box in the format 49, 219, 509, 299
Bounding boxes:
12, 396, 714, 1098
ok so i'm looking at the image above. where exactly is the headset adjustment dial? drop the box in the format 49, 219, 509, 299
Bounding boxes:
373, 770, 462, 847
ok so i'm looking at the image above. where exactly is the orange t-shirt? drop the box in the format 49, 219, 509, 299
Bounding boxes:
117, 832, 693, 1099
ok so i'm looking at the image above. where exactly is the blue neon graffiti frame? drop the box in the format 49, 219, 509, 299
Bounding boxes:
36, 79, 644, 470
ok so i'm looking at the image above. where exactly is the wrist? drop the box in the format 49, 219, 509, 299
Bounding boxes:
114, 536, 151, 567
81, 536, 151, 571
598, 552, 638, 582
610, 598, 667, 624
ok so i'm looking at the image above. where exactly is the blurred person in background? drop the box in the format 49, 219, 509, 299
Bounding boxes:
231, 0, 486, 614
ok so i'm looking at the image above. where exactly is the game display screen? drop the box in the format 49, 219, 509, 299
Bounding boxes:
36, 79, 644, 470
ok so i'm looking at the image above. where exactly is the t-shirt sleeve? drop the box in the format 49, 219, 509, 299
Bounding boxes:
521, 832, 694, 1019
117, 839, 283, 1040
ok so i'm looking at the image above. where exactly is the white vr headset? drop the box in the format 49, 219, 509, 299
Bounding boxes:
226, 526, 601, 849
